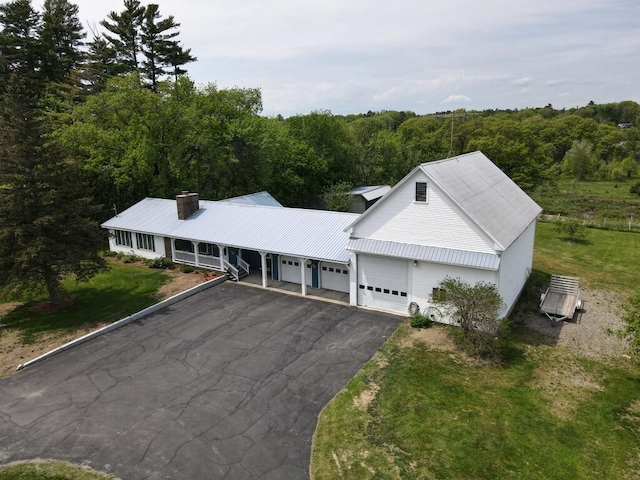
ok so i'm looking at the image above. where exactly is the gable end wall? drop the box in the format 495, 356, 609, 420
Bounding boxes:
352, 170, 496, 253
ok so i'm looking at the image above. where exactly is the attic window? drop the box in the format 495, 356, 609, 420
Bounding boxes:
415, 182, 427, 202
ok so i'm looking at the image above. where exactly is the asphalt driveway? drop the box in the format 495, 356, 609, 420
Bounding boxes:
0, 282, 402, 479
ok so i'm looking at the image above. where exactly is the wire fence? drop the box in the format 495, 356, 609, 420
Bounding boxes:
539, 214, 640, 233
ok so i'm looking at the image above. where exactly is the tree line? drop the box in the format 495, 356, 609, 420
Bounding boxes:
1, 0, 639, 304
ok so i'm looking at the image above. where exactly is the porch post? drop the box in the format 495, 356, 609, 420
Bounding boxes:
259, 252, 268, 288
192, 241, 199, 267
217, 245, 225, 271
299, 257, 307, 296
349, 252, 358, 306
170, 238, 176, 262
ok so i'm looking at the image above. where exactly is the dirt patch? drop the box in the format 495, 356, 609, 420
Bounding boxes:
407, 326, 457, 351
519, 288, 631, 362
0, 268, 217, 379
155, 269, 218, 299
353, 384, 379, 411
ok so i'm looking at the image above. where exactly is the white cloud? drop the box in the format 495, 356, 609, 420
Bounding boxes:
443, 95, 472, 104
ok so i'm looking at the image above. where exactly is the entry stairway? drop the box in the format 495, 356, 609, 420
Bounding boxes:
224, 258, 250, 281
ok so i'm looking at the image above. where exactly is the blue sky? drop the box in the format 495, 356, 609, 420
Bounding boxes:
46, 0, 640, 116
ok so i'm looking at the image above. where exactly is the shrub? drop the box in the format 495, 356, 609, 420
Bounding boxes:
631, 180, 640, 197
180, 264, 195, 273
410, 314, 432, 329
554, 217, 588, 242
102, 250, 117, 258
145, 257, 175, 269
430, 277, 508, 359
116, 252, 141, 263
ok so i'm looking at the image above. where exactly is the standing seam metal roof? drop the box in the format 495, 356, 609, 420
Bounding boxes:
419, 152, 542, 250
102, 198, 358, 263
346, 238, 500, 270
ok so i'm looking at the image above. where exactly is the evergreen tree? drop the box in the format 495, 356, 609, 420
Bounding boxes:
38, 0, 85, 85
81, 31, 120, 96
0, 74, 106, 304
140, 3, 181, 90
100, 0, 145, 72
0, 0, 41, 94
165, 40, 195, 83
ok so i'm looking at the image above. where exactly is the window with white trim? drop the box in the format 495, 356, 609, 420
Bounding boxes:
415, 182, 427, 202
136, 233, 155, 251
114, 230, 132, 247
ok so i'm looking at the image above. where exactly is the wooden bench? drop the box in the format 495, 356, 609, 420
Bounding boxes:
540, 275, 582, 322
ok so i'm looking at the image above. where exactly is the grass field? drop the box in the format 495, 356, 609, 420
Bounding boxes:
531, 180, 640, 230
311, 225, 640, 480
534, 221, 640, 292
0, 261, 168, 344
311, 323, 639, 480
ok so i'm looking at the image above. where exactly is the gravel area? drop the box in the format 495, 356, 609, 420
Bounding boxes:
518, 289, 631, 362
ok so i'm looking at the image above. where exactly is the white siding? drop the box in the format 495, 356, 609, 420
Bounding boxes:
108, 231, 166, 260
497, 220, 537, 315
409, 261, 498, 324
352, 170, 496, 253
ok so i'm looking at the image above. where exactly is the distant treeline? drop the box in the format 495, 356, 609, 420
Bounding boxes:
61, 81, 640, 213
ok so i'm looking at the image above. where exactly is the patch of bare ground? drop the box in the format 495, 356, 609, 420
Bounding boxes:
155, 269, 218, 299
0, 269, 215, 378
405, 325, 457, 351
519, 289, 631, 362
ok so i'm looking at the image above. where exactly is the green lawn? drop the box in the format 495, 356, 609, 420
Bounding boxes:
0, 460, 114, 479
311, 225, 640, 479
534, 221, 640, 292
311, 324, 640, 480
0, 261, 168, 344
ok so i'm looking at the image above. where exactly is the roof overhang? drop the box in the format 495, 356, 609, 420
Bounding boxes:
347, 238, 500, 271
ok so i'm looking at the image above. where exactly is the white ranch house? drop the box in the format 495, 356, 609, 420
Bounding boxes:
102, 151, 542, 319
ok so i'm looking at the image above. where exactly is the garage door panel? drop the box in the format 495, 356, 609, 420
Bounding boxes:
320, 262, 349, 293
281, 256, 302, 284
358, 255, 408, 314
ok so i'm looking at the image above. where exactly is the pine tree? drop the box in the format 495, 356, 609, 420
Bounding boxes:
100, 0, 145, 72
0, 0, 41, 94
0, 74, 106, 304
38, 0, 85, 84
140, 3, 178, 90
81, 31, 120, 96
165, 40, 196, 83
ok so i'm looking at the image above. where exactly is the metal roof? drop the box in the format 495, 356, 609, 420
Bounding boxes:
102, 198, 358, 263
420, 152, 542, 250
220, 191, 283, 207
347, 238, 500, 271
349, 185, 391, 201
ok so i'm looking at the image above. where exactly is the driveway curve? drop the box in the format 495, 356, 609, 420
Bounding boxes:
0, 282, 402, 479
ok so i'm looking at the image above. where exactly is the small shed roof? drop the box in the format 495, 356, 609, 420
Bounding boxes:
102, 198, 358, 263
220, 191, 283, 207
347, 238, 500, 271
349, 185, 391, 201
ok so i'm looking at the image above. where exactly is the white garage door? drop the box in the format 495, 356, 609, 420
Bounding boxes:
358, 255, 409, 314
280, 256, 302, 284
320, 262, 350, 293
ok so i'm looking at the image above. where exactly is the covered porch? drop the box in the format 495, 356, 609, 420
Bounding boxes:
242, 272, 350, 304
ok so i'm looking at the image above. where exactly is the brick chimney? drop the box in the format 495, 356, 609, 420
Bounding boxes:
176, 192, 199, 220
